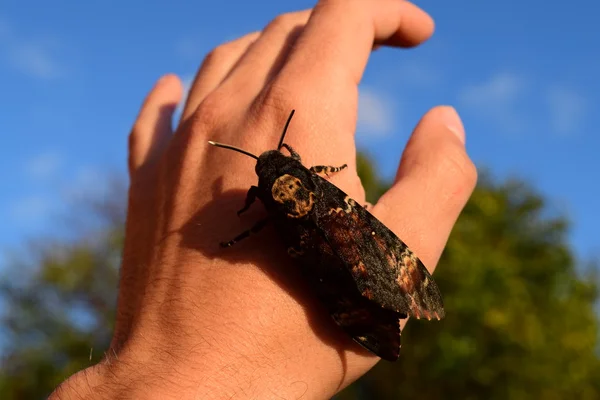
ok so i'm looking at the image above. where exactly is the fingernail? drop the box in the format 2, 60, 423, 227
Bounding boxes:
440, 106, 465, 144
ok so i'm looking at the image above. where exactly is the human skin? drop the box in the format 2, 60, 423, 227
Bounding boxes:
50, 1, 477, 399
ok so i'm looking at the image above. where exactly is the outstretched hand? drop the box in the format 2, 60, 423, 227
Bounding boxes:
53, 1, 476, 399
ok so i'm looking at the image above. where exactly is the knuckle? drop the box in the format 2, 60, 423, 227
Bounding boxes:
190, 93, 227, 132
439, 144, 478, 192
267, 12, 301, 33
314, 0, 340, 8
316, 0, 363, 17
199, 31, 259, 73
201, 49, 219, 70
222, 32, 259, 53
202, 41, 239, 69
254, 80, 296, 118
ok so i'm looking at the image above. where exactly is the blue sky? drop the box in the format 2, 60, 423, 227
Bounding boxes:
0, 0, 598, 263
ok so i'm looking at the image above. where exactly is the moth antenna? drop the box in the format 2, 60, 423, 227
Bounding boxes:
277, 109, 296, 151
208, 141, 259, 160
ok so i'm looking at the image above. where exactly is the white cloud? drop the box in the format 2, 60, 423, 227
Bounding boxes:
546, 86, 586, 135
9, 195, 53, 225
65, 167, 108, 200
0, 17, 65, 79
175, 32, 249, 59
357, 87, 395, 136
175, 37, 202, 59
396, 61, 441, 86
9, 41, 63, 79
8, 164, 115, 228
25, 151, 62, 181
459, 73, 588, 137
459, 72, 523, 107
458, 72, 527, 133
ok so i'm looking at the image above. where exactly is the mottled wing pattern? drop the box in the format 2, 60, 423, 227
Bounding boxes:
274, 217, 404, 361
312, 174, 445, 321
328, 294, 404, 361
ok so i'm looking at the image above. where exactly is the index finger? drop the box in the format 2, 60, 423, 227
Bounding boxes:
252, 0, 434, 180
279, 0, 434, 88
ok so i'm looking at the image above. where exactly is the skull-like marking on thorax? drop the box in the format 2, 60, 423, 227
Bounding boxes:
271, 174, 315, 218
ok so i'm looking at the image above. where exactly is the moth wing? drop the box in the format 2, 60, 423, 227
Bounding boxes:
279, 219, 404, 361
328, 294, 404, 361
313, 176, 445, 320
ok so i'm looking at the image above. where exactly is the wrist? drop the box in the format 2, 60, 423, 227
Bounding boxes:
49, 344, 329, 400
52, 253, 378, 399
49, 364, 107, 400
49, 356, 193, 400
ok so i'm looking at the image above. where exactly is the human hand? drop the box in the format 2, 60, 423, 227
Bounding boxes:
52, 1, 477, 399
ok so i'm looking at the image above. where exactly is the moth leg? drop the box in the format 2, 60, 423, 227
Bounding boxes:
280, 144, 301, 161
310, 164, 348, 178
237, 186, 259, 216
220, 218, 269, 248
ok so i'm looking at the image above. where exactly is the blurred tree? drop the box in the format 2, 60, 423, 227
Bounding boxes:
337, 168, 600, 399
0, 156, 598, 399
0, 182, 124, 399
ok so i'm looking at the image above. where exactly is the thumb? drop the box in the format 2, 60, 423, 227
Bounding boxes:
372, 106, 477, 272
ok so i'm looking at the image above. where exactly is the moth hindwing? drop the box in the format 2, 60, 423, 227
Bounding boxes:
208, 110, 444, 361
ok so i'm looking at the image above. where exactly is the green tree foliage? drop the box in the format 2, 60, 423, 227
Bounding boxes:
338, 163, 600, 399
1, 156, 598, 399
0, 187, 123, 399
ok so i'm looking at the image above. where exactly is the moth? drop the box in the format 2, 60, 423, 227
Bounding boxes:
209, 110, 444, 361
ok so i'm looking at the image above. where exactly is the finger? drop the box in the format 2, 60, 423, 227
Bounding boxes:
279, 0, 434, 88
373, 106, 477, 271
180, 32, 261, 123
249, 1, 434, 178
218, 10, 310, 102
129, 74, 182, 174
